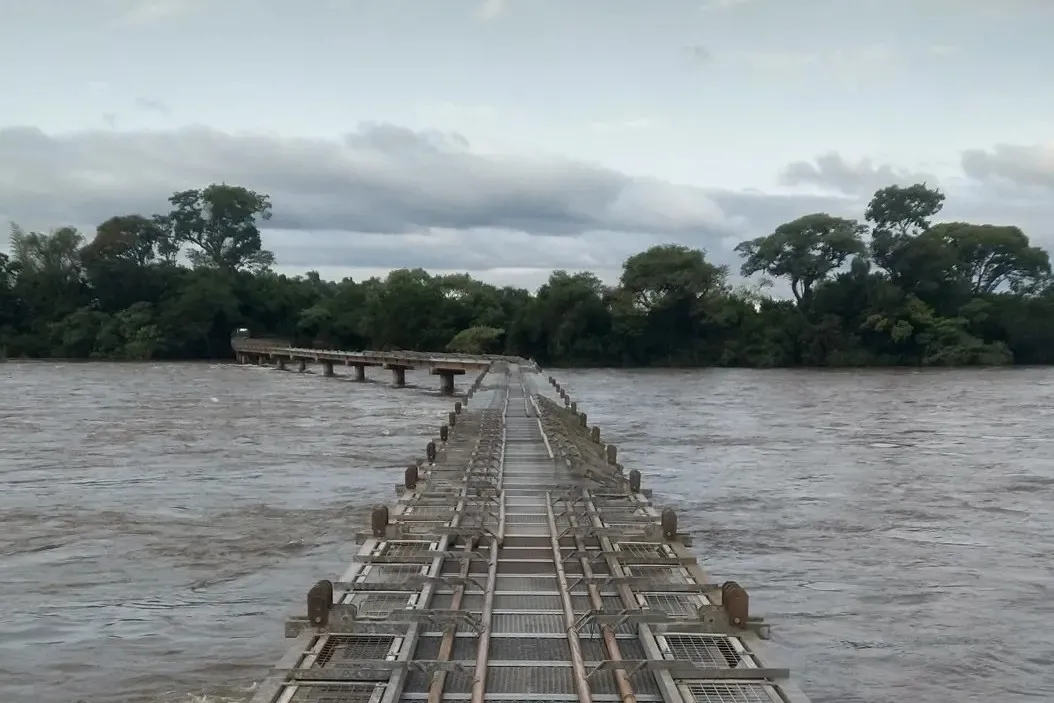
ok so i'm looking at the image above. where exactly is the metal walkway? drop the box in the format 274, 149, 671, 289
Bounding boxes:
250, 363, 812, 703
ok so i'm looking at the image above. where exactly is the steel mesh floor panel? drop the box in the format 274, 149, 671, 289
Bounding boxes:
492, 611, 565, 633
403, 668, 474, 694
288, 683, 385, 703
486, 666, 576, 694
413, 635, 478, 660
488, 636, 571, 660
315, 635, 396, 666
684, 682, 781, 703
350, 593, 413, 618
643, 593, 701, 615
567, 594, 630, 611
505, 513, 548, 524
362, 564, 425, 583
625, 566, 688, 584
615, 542, 667, 558
664, 634, 741, 667
493, 593, 562, 609
590, 670, 660, 696
495, 575, 558, 590
380, 541, 434, 557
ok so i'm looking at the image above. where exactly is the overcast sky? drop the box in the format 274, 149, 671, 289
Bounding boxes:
1, 0, 1052, 290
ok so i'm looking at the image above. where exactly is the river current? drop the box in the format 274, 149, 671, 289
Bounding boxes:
1, 363, 1052, 703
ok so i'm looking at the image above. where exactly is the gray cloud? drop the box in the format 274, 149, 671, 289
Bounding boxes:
134, 97, 172, 115
779, 152, 937, 196
2, 123, 1052, 280
0, 123, 738, 242
960, 144, 1054, 191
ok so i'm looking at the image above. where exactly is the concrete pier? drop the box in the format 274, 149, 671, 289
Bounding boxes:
387, 364, 410, 387
247, 361, 812, 703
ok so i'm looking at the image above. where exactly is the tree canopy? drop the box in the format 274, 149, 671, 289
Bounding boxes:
2, 181, 1053, 367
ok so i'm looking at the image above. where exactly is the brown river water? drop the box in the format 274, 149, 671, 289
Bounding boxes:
1, 362, 1052, 703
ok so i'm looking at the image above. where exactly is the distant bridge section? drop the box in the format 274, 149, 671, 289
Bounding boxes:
230, 336, 531, 395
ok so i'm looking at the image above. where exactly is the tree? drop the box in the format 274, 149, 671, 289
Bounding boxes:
81, 215, 172, 268
7, 179, 1054, 369
166, 184, 275, 272
924, 222, 1051, 295
865, 183, 946, 280
447, 325, 504, 354
736, 213, 867, 306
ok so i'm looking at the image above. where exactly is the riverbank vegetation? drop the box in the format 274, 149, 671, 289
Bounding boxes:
2, 182, 1053, 366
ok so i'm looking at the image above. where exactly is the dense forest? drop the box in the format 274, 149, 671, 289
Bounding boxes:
2, 181, 1053, 367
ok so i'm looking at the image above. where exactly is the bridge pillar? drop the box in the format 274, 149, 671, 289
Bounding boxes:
322, 360, 334, 377
256, 355, 266, 366
432, 368, 466, 395
390, 366, 407, 387
297, 359, 306, 373
275, 357, 285, 371
352, 364, 366, 382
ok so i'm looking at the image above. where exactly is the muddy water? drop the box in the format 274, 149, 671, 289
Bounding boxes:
1, 363, 1052, 703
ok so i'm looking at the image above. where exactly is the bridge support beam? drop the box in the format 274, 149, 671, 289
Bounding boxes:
322, 360, 334, 377
275, 357, 285, 371
297, 359, 306, 373
432, 367, 466, 395
351, 364, 366, 381
256, 355, 266, 366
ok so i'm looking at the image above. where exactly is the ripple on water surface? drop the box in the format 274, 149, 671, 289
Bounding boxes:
1, 363, 1053, 703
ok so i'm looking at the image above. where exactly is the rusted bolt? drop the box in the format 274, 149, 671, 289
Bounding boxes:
307, 579, 334, 626
629, 469, 641, 492
404, 464, 419, 489
439, 425, 449, 442
448, 411, 456, 427
371, 505, 389, 537
454, 401, 462, 414
426, 440, 437, 463
722, 581, 749, 626
661, 507, 677, 541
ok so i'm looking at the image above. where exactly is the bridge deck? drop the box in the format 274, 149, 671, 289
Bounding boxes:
250, 364, 811, 703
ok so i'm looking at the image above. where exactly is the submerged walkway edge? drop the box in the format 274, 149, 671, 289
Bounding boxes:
247, 360, 812, 703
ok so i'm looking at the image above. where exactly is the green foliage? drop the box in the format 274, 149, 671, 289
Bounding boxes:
3, 180, 1054, 367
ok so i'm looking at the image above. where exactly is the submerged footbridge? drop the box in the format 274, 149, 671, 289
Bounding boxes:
248, 359, 812, 703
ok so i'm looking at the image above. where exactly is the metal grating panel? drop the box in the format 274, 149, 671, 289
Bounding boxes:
492, 612, 564, 633
379, 540, 434, 558
489, 637, 571, 660
495, 575, 558, 590
665, 635, 741, 668
287, 682, 384, 703
591, 670, 660, 696
486, 667, 575, 694
404, 668, 474, 694
616, 542, 667, 558
351, 593, 413, 619
625, 566, 687, 584
314, 635, 396, 667
505, 513, 548, 524
413, 635, 478, 660
493, 593, 561, 610
361, 564, 426, 583
684, 682, 782, 703
643, 593, 701, 615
